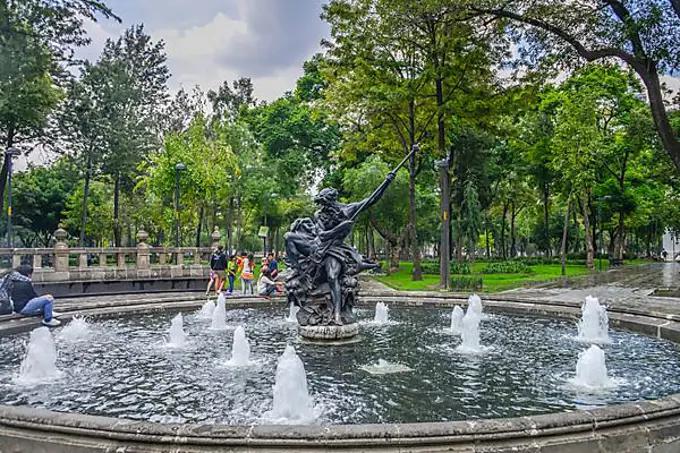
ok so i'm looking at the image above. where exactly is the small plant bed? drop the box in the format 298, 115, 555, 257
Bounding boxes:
373, 261, 614, 293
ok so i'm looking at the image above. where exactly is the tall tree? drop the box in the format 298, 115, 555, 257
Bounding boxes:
470, 0, 680, 171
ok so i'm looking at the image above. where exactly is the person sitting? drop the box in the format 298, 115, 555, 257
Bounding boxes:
258, 266, 283, 299
10, 265, 61, 327
267, 252, 279, 278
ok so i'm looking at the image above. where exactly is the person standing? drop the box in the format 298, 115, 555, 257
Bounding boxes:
240, 253, 255, 295
209, 245, 228, 294
237, 251, 247, 293
10, 265, 61, 327
227, 254, 238, 294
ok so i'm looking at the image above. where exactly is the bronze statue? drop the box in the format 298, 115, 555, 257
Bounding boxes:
285, 146, 418, 330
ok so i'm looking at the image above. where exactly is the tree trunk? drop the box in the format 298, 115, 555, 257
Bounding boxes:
195, 202, 204, 248
79, 153, 92, 246
510, 203, 517, 258
485, 214, 490, 258
368, 226, 375, 260
227, 197, 234, 252
561, 199, 571, 276
0, 128, 15, 215
500, 202, 508, 260
543, 183, 550, 256
614, 213, 625, 260
639, 65, 680, 172
113, 174, 121, 247
580, 194, 595, 270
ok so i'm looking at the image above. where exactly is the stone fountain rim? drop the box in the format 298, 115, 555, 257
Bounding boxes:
1, 291, 680, 448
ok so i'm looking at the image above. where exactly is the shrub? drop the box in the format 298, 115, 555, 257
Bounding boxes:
420, 262, 440, 275
450, 275, 483, 291
482, 261, 532, 274
450, 262, 471, 275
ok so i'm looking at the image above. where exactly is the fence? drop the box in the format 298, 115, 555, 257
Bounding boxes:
0, 227, 224, 282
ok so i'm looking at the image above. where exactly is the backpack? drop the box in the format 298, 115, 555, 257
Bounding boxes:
0, 274, 13, 315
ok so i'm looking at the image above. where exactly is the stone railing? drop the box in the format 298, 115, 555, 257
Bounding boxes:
0, 227, 225, 283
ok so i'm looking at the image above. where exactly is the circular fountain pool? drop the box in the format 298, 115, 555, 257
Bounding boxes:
1, 306, 679, 425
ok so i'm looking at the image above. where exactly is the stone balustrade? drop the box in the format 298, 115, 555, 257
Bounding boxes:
0, 226, 225, 283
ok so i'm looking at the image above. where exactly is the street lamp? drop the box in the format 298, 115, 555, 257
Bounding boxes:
5, 147, 21, 248
596, 195, 612, 271
436, 157, 451, 290
174, 163, 186, 249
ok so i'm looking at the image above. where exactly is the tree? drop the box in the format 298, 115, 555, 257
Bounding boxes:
0, 0, 119, 212
97, 25, 170, 246
470, 0, 680, 172
12, 158, 77, 246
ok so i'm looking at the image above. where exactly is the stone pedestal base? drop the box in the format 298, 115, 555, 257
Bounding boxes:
298, 323, 359, 342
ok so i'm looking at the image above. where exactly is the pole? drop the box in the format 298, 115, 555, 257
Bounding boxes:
6, 152, 13, 248
174, 170, 180, 249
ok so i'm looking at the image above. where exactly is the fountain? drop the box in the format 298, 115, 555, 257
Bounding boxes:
266, 345, 315, 424
167, 313, 187, 348
457, 310, 484, 354
576, 296, 610, 344
361, 359, 413, 375
225, 326, 251, 366
570, 345, 617, 389
58, 317, 91, 342
467, 294, 488, 320
373, 302, 389, 324
450, 306, 464, 334
17, 327, 63, 384
210, 294, 227, 330
286, 304, 299, 323
197, 300, 215, 318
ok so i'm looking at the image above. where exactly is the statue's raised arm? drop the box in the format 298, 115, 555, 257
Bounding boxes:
345, 144, 419, 221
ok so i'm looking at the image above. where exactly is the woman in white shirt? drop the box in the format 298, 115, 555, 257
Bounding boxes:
258, 266, 282, 299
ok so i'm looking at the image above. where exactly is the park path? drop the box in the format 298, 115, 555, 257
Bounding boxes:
506, 262, 680, 318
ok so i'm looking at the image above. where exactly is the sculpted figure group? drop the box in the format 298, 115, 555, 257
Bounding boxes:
284, 147, 418, 327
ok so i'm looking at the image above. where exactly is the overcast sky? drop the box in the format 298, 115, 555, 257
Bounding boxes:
82, 0, 330, 102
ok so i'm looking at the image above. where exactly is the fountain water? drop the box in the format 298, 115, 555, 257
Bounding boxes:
58, 317, 91, 342
266, 345, 315, 423
374, 302, 389, 324
450, 306, 464, 335
456, 310, 484, 354
17, 327, 63, 384
361, 359, 413, 375
576, 296, 610, 344
570, 345, 617, 389
467, 294, 488, 320
167, 313, 187, 348
197, 300, 215, 318
210, 294, 227, 330
286, 304, 299, 323
225, 326, 251, 366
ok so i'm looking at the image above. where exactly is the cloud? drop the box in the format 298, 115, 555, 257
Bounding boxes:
78, 0, 328, 102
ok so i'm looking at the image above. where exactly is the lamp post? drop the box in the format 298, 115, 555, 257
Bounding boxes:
5, 147, 21, 248
174, 163, 186, 249
437, 157, 451, 289
596, 195, 612, 271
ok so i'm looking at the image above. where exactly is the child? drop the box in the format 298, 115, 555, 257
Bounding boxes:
227, 255, 238, 294
258, 265, 283, 299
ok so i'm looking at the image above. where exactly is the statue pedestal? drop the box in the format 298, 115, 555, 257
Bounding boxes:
298, 323, 359, 342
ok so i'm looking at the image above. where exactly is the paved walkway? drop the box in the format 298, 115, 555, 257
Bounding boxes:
507, 263, 680, 318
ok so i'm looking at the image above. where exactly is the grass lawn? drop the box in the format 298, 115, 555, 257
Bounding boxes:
373, 259, 649, 293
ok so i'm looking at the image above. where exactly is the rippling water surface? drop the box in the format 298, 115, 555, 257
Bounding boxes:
1, 306, 679, 424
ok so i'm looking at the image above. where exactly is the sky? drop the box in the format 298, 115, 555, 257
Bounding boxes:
82, 0, 330, 102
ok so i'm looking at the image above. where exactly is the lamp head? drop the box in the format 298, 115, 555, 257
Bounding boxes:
175, 163, 186, 171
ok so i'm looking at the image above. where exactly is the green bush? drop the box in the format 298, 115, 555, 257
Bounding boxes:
420, 262, 440, 275
451, 262, 471, 275
482, 261, 532, 274
450, 275, 483, 291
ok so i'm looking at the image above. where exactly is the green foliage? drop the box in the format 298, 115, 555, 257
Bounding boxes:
63, 180, 113, 246
482, 261, 532, 274
450, 275, 483, 292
